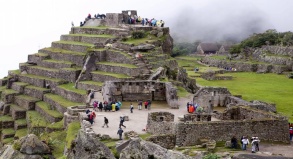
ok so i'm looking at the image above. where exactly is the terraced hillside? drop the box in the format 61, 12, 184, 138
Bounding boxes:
0, 25, 176, 145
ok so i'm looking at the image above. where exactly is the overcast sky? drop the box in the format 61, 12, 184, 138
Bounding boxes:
0, 0, 293, 78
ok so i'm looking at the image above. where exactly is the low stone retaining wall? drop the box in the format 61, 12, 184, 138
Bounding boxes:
59, 69, 81, 83
11, 83, 28, 94
38, 60, 74, 69
0, 121, 14, 129
43, 95, 67, 114
24, 87, 50, 100
0, 79, 7, 86
28, 54, 48, 64
55, 87, 86, 103
96, 64, 139, 77
1, 92, 19, 104
51, 42, 89, 53
35, 104, 62, 123
18, 75, 46, 88
76, 82, 102, 91
105, 50, 133, 64
40, 49, 86, 67
146, 134, 176, 149
14, 122, 27, 130
26, 66, 59, 79
70, 27, 125, 36
10, 107, 26, 120
61, 35, 112, 44
64, 112, 79, 127
14, 96, 39, 110
91, 73, 132, 82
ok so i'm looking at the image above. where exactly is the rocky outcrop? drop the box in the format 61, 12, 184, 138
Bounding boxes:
120, 138, 192, 159
17, 134, 51, 155
0, 145, 44, 159
67, 130, 115, 159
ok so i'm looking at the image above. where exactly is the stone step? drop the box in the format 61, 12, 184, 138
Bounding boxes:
51, 41, 94, 53
9, 104, 26, 120
11, 82, 30, 94
77, 81, 103, 91
70, 27, 128, 36
23, 85, 51, 100
14, 95, 41, 110
61, 34, 116, 44
14, 119, 27, 130
0, 78, 8, 86
0, 89, 20, 104
0, 115, 14, 129
38, 59, 76, 69
39, 47, 86, 67
1, 128, 15, 140
43, 93, 83, 114
25, 66, 81, 83
96, 62, 140, 77
28, 53, 49, 64
91, 71, 133, 82
18, 74, 68, 90
35, 101, 63, 123
55, 83, 87, 103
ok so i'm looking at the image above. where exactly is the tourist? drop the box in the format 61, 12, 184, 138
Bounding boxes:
119, 116, 126, 128
102, 117, 109, 128
138, 100, 142, 110
144, 100, 148, 109
80, 21, 84, 27
85, 109, 91, 121
87, 13, 91, 19
117, 127, 124, 140
241, 136, 249, 150
71, 21, 74, 27
289, 127, 293, 141
93, 101, 98, 111
160, 20, 165, 27
89, 111, 96, 125
130, 103, 134, 113
251, 137, 260, 153
231, 136, 238, 149
141, 18, 145, 26
98, 102, 103, 112
147, 99, 152, 110
186, 102, 190, 112
112, 102, 116, 112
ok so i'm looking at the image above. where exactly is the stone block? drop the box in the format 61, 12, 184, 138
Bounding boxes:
10, 105, 26, 120
14, 96, 40, 110
55, 86, 86, 103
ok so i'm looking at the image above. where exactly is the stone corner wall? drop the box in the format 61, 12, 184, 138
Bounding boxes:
165, 82, 179, 109
146, 112, 176, 135
146, 134, 176, 149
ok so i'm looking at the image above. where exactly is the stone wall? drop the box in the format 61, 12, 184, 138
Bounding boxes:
175, 119, 289, 146
147, 112, 176, 135
55, 87, 86, 103
176, 67, 198, 94
24, 87, 50, 100
91, 73, 133, 82
96, 64, 140, 77
61, 35, 114, 45
51, 42, 89, 53
193, 87, 231, 111
105, 50, 133, 64
37, 60, 74, 69
183, 113, 212, 122
146, 134, 176, 149
165, 82, 179, 108
28, 54, 48, 64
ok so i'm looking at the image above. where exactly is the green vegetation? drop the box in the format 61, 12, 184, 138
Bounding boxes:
138, 133, 152, 140
122, 33, 158, 45
203, 153, 220, 159
12, 82, 29, 87
10, 104, 26, 111
27, 111, 48, 127
91, 71, 131, 78
2, 138, 14, 144
52, 40, 94, 47
16, 95, 40, 102
44, 94, 83, 108
196, 72, 293, 122
176, 86, 190, 98
0, 115, 13, 122
66, 34, 115, 38
58, 83, 86, 95
40, 131, 67, 158
34, 53, 49, 57
41, 47, 86, 56
172, 42, 198, 57
26, 85, 49, 92
47, 119, 64, 129
66, 121, 81, 149
29, 65, 59, 72
15, 128, 28, 139
108, 49, 132, 58
43, 59, 73, 65
2, 128, 15, 135
36, 101, 63, 118
2, 89, 18, 95
97, 62, 138, 68
15, 119, 27, 126
230, 29, 293, 53
131, 30, 146, 39
9, 69, 21, 75
79, 81, 103, 86
20, 73, 67, 83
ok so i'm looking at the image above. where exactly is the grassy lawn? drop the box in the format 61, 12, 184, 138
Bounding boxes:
20, 74, 66, 83
52, 40, 94, 47
26, 85, 50, 91
176, 56, 203, 61
177, 86, 190, 98
40, 131, 67, 158
0, 115, 13, 122
36, 101, 63, 118
44, 94, 83, 108
27, 111, 48, 127
91, 71, 131, 78
97, 62, 138, 68
79, 81, 103, 86
66, 34, 115, 38
66, 121, 81, 149
41, 47, 86, 56
58, 83, 87, 95
15, 128, 28, 139
16, 95, 40, 102
196, 72, 293, 122
15, 119, 27, 125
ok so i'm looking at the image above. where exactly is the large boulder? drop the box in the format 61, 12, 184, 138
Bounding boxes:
0, 145, 45, 159
120, 138, 193, 159
18, 134, 51, 155
67, 130, 115, 159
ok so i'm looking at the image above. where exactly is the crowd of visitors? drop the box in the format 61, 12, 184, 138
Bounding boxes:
186, 102, 203, 113
79, 13, 106, 27
122, 15, 165, 27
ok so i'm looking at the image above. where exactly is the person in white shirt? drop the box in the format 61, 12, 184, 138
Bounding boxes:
241, 136, 250, 150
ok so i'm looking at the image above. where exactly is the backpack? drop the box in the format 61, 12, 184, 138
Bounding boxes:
90, 92, 94, 99
290, 129, 293, 135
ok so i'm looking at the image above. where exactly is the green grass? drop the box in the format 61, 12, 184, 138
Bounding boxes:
16, 95, 40, 102
8, 69, 21, 75
34, 52, 49, 57
122, 34, 159, 45
58, 83, 86, 95
44, 94, 83, 108
67, 34, 115, 38
139, 133, 152, 140
15, 128, 28, 139
196, 72, 293, 122
177, 86, 190, 98
43, 59, 73, 65
2, 128, 15, 135
66, 121, 81, 149
25, 85, 50, 92
101, 138, 120, 148
10, 104, 26, 111
176, 59, 205, 68
61, 67, 82, 71
52, 40, 94, 47
97, 62, 138, 68
20, 74, 67, 83
91, 71, 131, 78
79, 81, 103, 86
47, 119, 64, 129
40, 131, 66, 158
27, 111, 48, 127
41, 47, 86, 56
108, 49, 132, 59
36, 101, 63, 118
0, 115, 13, 122
15, 119, 27, 125
2, 89, 18, 95
29, 66, 59, 72
2, 138, 14, 144
13, 82, 30, 87
176, 56, 202, 61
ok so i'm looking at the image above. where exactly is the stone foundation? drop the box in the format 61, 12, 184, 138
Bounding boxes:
146, 134, 176, 149
55, 86, 86, 103
96, 64, 139, 77
51, 42, 89, 53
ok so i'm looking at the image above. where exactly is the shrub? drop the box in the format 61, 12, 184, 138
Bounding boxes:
131, 31, 146, 39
